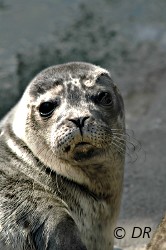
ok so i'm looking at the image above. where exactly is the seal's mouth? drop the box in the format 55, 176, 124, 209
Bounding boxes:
74, 142, 95, 161
75, 142, 92, 149
64, 141, 96, 161
64, 142, 92, 152
73, 148, 95, 161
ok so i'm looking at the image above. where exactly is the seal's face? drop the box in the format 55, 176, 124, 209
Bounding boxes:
13, 62, 125, 187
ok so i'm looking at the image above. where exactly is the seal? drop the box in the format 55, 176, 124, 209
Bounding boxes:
146, 215, 166, 250
0, 62, 125, 250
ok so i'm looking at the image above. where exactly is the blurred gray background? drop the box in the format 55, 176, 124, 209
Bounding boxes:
0, 0, 166, 249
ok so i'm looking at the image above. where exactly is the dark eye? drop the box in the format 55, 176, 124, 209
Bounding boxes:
95, 92, 112, 106
39, 101, 56, 117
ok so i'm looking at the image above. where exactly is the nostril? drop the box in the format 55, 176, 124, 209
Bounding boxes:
81, 116, 90, 127
69, 116, 89, 128
68, 118, 79, 127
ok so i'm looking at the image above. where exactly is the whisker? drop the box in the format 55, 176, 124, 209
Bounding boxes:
113, 132, 140, 144
111, 141, 126, 155
36, 145, 47, 159
55, 171, 62, 195
111, 140, 135, 163
113, 135, 136, 152
112, 137, 126, 148
112, 130, 143, 155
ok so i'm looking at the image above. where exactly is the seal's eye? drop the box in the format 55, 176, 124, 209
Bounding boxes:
39, 101, 56, 117
94, 92, 113, 106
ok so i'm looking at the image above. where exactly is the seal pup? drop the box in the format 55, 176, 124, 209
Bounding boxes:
0, 62, 125, 250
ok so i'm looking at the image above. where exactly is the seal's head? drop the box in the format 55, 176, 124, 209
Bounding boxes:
13, 62, 125, 192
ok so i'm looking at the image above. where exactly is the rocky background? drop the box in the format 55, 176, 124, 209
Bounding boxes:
0, 0, 166, 249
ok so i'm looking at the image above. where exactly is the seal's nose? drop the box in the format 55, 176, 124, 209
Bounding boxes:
68, 116, 89, 136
